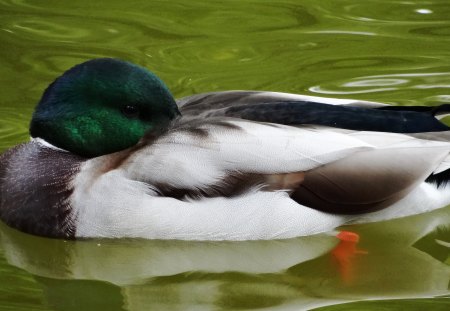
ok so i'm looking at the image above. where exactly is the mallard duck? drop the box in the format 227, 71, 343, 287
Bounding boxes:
1, 58, 450, 240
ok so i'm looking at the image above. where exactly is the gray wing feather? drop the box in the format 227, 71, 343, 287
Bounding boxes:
292, 146, 449, 214
177, 91, 387, 118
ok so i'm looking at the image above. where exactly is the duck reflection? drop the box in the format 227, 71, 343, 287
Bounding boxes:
0, 206, 448, 311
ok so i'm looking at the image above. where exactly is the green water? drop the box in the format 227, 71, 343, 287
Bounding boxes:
0, 0, 449, 310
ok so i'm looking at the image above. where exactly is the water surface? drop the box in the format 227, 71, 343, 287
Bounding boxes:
0, 0, 449, 310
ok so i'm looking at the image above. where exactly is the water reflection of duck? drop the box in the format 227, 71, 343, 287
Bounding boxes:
0, 221, 338, 285
0, 207, 448, 310
1, 58, 450, 240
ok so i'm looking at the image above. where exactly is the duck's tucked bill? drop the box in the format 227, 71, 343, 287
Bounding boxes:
1, 58, 450, 240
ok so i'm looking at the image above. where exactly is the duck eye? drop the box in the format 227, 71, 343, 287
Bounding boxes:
121, 104, 140, 118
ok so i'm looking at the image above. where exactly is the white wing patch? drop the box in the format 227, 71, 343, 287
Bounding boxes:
250, 91, 388, 108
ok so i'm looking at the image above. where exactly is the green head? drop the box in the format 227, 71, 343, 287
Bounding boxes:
30, 58, 180, 157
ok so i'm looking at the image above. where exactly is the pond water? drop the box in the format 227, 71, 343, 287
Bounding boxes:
0, 0, 449, 310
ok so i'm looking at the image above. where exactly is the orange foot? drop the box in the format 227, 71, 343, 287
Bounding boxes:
332, 231, 368, 285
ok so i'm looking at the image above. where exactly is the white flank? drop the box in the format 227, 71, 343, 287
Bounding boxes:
70, 119, 450, 240
72, 170, 349, 240
72, 167, 450, 240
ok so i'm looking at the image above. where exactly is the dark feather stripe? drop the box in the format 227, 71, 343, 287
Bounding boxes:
154, 172, 268, 200
0, 141, 84, 238
179, 91, 449, 133
220, 102, 449, 133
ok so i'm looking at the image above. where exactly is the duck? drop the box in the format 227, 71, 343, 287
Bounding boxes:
1, 58, 450, 240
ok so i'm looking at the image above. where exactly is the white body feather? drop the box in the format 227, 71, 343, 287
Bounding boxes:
70, 118, 450, 240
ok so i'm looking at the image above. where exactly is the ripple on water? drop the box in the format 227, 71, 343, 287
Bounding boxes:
309, 69, 450, 104
425, 94, 450, 104
409, 24, 450, 37
0, 0, 318, 40
1, 0, 448, 101
2, 15, 159, 46
316, 0, 450, 23
183, 1, 318, 33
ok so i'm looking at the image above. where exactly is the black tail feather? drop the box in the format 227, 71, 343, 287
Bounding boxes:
426, 169, 450, 188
